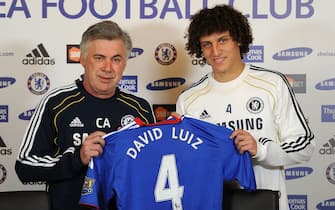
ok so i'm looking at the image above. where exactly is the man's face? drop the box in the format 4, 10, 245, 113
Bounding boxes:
200, 31, 242, 81
80, 39, 127, 98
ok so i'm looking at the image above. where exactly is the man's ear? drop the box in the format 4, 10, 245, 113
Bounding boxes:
79, 55, 85, 66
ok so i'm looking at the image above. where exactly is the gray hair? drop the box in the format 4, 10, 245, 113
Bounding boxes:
80, 20, 132, 58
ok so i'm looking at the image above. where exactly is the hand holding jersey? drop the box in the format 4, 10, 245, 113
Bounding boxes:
231, 129, 258, 156
80, 131, 106, 165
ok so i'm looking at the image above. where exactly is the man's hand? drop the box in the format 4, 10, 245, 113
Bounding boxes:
230, 129, 257, 156
80, 131, 106, 165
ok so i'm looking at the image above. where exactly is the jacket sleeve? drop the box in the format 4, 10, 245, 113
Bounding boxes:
254, 75, 315, 166
15, 99, 86, 182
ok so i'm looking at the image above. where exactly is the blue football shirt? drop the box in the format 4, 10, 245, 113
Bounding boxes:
80, 115, 256, 210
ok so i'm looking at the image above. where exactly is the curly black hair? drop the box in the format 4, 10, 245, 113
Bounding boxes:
185, 4, 253, 59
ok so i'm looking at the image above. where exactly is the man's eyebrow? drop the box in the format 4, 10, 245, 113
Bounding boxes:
93, 54, 123, 58
93, 53, 105, 57
112, 54, 122, 58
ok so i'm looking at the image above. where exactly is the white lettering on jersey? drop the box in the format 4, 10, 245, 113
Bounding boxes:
155, 154, 184, 210
127, 128, 163, 159
171, 127, 203, 149
96, 118, 111, 128
126, 127, 204, 160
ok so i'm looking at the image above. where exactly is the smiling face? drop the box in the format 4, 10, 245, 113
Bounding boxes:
200, 31, 245, 82
80, 39, 127, 99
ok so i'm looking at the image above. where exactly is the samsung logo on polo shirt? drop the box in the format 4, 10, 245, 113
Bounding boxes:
316, 198, 335, 210
18, 108, 35, 121
273, 47, 312, 61
129, 48, 144, 59
285, 167, 313, 180
315, 78, 335, 90
321, 105, 335, 122
0, 77, 15, 89
147, 77, 185, 90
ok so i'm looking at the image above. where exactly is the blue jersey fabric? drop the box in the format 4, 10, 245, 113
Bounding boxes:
79, 115, 256, 210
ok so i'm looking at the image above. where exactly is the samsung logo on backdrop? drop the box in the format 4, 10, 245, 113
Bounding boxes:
129, 48, 144, 59
316, 198, 335, 210
285, 167, 313, 180
273, 47, 312, 60
18, 109, 35, 121
146, 77, 185, 90
315, 78, 335, 90
0, 77, 15, 89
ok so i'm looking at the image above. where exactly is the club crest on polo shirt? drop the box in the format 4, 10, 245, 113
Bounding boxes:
246, 97, 264, 114
121, 115, 135, 127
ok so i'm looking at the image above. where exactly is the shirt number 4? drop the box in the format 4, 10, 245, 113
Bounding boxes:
154, 154, 184, 210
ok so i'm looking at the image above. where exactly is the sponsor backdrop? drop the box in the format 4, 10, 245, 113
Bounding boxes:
0, 1, 334, 209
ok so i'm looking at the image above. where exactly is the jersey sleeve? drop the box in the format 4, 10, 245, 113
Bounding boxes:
15, 98, 85, 182
255, 75, 315, 166
79, 159, 100, 209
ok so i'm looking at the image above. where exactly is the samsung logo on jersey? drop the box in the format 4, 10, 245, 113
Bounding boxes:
315, 78, 335, 90
0, 77, 16, 89
146, 77, 185, 90
285, 167, 313, 180
321, 105, 335, 122
272, 47, 312, 61
316, 198, 335, 210
288, 195, 307, 210
129, 48, 144, 59
18, 108, 35, 121
119, 76, 137, 92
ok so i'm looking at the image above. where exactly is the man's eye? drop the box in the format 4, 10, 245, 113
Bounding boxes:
201, 43, 211, 48
112, 57, 122, 64
95, 56, 103, 61
218, 38, 227, 44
